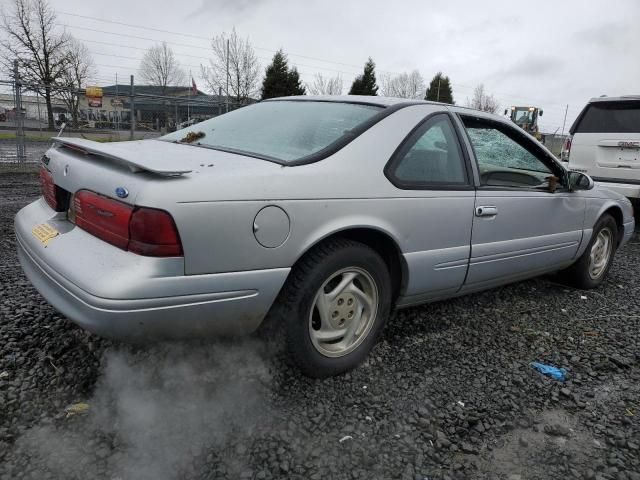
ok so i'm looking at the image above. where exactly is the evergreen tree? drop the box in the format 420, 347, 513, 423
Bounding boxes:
261, 50, 305, 99
287, 67, 306, 96
349, 58, 378, 96
425, 72, 454, 104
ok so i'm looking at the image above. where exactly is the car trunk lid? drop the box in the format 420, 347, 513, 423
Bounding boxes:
51, 137, 197, 176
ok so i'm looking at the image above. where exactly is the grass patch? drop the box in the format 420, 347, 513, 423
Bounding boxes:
0, 132, 53, 142
0, 132, 126, 142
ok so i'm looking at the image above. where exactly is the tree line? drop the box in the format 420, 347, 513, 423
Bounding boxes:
1, 0, 500, 130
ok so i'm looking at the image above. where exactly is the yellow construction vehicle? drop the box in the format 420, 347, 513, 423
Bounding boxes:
505, 106, 544, 142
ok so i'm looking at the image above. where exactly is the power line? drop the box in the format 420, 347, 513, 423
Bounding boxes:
57, 11, 380, 71
54, 13, 581, 114
56, 15, 584, 111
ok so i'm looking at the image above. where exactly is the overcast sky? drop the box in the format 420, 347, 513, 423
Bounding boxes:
48, 0, 640, 132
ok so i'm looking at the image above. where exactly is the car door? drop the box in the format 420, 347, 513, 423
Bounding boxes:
455, 113, 586, 289
384, 112, 475, 304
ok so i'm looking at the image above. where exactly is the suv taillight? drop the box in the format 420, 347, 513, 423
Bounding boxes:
73, 190, 183, 257
561, 135, 572, 162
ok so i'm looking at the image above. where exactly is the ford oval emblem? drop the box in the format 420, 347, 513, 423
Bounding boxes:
115, 187, 129, 198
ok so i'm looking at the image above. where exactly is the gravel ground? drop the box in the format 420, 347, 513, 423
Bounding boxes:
1, 171, 639, 480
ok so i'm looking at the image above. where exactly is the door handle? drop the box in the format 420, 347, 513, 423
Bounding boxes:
475, 206, 498, 217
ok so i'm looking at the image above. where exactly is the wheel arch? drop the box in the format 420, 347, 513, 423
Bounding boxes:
293, 226, 408, 305
600, 205, 624, 245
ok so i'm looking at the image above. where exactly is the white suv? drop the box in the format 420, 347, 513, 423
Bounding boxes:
563, 96, 640, 199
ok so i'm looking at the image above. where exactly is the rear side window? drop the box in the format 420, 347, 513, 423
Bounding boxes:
386, 114, 468, 188
574, 101, 640, 134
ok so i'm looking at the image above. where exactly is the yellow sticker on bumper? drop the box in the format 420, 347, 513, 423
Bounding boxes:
32, 223, 59, 247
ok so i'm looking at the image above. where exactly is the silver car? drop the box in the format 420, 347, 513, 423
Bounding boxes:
15, 96, 635, 377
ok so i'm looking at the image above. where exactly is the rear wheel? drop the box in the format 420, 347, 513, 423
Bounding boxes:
272, 238, 391, 378
559, 214, 617, 289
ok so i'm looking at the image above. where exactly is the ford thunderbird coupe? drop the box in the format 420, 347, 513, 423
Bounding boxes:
15, 96, 635, 377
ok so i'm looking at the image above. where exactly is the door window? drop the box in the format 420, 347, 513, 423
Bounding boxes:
462, 116, 559, 188
387, 114, 468, 188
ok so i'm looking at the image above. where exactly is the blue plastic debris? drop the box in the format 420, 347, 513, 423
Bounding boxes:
531, 362, 567, 381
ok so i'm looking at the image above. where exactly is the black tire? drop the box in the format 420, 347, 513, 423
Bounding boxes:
559, 214, 618, 289
270, 238, 392, 378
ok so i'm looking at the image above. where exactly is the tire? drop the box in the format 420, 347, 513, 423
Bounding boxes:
559, 214, 618, 289
271, 238, 392, 378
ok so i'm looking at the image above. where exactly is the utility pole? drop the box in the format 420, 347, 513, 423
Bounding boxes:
129, 75, 135, 140
13, 60, 25, 163
218, 87, 222, 116
115, 73, 120, 132
225, 38, 229, 113
560, 104, 569, 138
436, 76, 441, 102
36, 92, 42, 138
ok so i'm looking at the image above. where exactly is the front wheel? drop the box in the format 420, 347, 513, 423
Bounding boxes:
274, 238, 392, 378
559, 214, 618, 289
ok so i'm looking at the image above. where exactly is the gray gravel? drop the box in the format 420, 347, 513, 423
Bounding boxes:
1, 171, 639, 480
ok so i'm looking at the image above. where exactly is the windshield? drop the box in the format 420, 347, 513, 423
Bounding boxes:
160, 100, 383, 163
513, 108, 534, 125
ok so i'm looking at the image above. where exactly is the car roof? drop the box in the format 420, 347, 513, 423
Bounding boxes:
267, 95, 433, 107
588, 95, 640, 103
265, 95, 513, 124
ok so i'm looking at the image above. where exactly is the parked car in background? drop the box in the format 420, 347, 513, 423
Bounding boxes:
15, 96, 635, 377
562, 96, 640, 201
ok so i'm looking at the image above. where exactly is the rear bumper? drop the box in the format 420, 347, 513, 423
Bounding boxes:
15, 198, 289, 340
594, 180, 640, 199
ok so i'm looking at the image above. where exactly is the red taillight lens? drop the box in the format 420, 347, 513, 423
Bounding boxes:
128, 207, 183, 257
74, 190, 133, 249
72, 190, 183, 257
39, 167, 58, 210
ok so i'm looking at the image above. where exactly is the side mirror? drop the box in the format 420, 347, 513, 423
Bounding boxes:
568, 171, 594, 191
539, 110, 544, 117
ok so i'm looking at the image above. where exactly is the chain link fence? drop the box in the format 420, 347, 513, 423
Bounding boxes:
0, 74, 246, 170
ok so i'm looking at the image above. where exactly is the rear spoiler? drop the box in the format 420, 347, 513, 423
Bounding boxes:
51, 137, 191, 176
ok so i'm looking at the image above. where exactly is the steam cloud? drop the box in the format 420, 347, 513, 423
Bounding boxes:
14, 340, 274, 480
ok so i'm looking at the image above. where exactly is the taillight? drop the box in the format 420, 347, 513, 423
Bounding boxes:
73, 190, 182, 257
39, 166, 70, 212
74, 190, 133, 249
39, 166, 58, 210
128, 207, 183, 257
561, 135, 572, 161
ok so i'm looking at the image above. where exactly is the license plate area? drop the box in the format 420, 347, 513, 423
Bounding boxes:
31, 223, 60, 246
618, 148, 639, 163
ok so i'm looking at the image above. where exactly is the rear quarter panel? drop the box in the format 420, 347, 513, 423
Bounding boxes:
146, 105, 474, 300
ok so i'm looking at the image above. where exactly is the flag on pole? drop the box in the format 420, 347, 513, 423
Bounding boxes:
191, 77, 197, 95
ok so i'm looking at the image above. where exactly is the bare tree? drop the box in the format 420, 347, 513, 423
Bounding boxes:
139, 42, 186, 93
379, 70, 425, 99
306, 73, 343, 95
57, 37, 95, 127
467, 84, 500, 113
200, 28, 260, 104
1, 0, 70, 128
